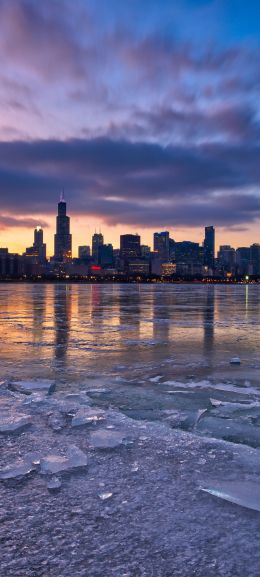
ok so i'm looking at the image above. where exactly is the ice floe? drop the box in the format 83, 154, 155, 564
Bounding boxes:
47, 412, 66, 432
0, 413, 32, 434
40, 446, 88, 475
0, 459, 36, 480
230, 357, 241, 365
89, 429, 128, 449
98, 492, 113, 500
200, 480, 260, 512
47, 476, 62, 492
71, 407, 106, 427
9, 380, 55, 395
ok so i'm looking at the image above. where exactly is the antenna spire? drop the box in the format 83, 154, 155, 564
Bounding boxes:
60, 189, 65, 202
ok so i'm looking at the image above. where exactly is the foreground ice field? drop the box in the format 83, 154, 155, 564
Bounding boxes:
0, 380, 259, 577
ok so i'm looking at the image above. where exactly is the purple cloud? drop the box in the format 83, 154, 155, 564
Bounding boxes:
0, 214, 49, 230
0, 137, 259, 228
0, 1, 259, 234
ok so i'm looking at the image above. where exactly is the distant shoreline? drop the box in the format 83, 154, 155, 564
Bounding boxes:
0, 278, 258, 285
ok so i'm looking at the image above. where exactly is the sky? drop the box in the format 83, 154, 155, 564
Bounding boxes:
0, 0, 260, 255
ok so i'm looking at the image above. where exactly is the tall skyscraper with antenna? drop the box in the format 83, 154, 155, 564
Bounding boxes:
54, 193, 72, 261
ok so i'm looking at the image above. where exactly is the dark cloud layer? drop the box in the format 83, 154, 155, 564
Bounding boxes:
0, 137, 260, 228
0, 215, 49, 231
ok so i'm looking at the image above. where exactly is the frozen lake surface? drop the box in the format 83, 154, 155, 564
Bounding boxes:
0, 283, 259, 447
0, 283, 259, 576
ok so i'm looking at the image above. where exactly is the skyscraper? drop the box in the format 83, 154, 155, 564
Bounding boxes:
120, 234, 141, 260
250, 243, 260, 276
236, 247, 250, 276
218, 245, 236, 273
154, 231, 170, 261
204, 226, 215, 269
78, 245, 91, 259
24, 226, 46, 263
174, 241, 200, 264
92, 233, 104, 263
34, 226, 43, 248
98, 244, 114, 268
33, 226, 46, 263
54, 193, 72, 262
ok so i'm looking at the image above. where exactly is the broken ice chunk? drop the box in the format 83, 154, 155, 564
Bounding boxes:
200, 480, 260, 512
210, 398, 222, 407
64, 393, 91, 404
48, 412, 66, 432
40, 446, 87, 475
0, 461, 34, 480
56, 394, 91, 416
0, 413, 32, 434
9, 380, 55, 395
230, 357, 241, 365
71, 407, 106, 427
0, 454, 38, 480
47, 476, 62, 492
233, 447, 260, 473
149, 376, 163, 383
195, 409, 208, 426
196, 416, 260, 447
209, 400, 260, 420
89, 429, 127, 449
98, 492, 113, 500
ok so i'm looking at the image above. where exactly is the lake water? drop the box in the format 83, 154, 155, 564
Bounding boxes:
0, 283, 259, 446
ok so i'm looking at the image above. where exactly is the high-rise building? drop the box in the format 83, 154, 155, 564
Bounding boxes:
153, 231, 170, 261
54, 193, 72, 262
24, 226, 46, 263
236, 247, 250, 276
169, 238, 176, 260
78, 245, 91, 259
98, 244, 114, 268
141, 245, 151, 259
174, 241, 201, 264
34, 226, 43, 248
204, 226, 215, 269
0, 249, 23, 278
120, 234, 141, 261
92, 233, 104, 263
250, 244, 260, 276
33, 226, 46, 263
218, 245, 236, 272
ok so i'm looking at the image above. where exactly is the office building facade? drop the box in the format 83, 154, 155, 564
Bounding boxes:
154, 231, 170, 261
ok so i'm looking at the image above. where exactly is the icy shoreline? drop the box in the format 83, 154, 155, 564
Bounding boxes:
0, 380, 259, 577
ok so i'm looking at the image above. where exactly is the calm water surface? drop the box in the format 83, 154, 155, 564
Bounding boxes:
0, 283, 259, 444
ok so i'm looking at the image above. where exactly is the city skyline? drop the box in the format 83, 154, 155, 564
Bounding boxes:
1, 192, 260, 258
0, 1, 260, 253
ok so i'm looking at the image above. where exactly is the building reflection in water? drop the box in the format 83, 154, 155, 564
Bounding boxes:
152, 285, 170, 345
203, 285, 215, 357
245, 284, 249, 317
119, 284, 141, 335
54, 284, 72, 362
32, 284, 46, 345
90, 284, 104, 323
